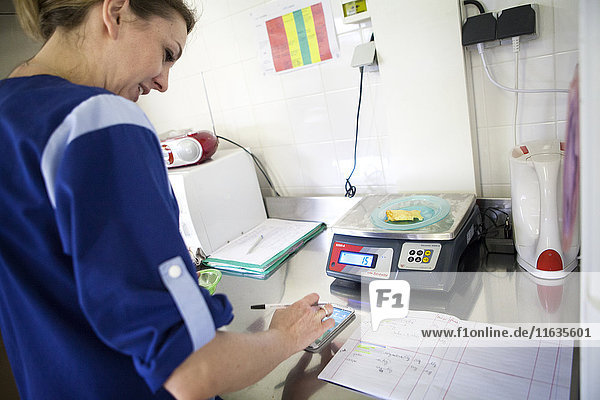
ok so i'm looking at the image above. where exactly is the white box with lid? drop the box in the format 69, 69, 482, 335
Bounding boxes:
168, 148, 266, 257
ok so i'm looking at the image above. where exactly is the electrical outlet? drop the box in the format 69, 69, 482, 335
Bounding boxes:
496, 3, 539, 44
462, 12, 497, 46
351, 41, 377, 68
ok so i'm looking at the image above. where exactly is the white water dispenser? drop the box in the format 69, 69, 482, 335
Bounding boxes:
510, 140, 579, 279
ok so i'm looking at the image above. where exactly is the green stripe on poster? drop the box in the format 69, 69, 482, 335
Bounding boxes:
293, 9, 311, 65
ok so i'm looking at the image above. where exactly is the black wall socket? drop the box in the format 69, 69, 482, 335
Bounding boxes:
496, 4, 537, 39
462, 12, 497, 46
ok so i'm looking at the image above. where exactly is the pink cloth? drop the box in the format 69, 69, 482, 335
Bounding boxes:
562, 66, 579, 249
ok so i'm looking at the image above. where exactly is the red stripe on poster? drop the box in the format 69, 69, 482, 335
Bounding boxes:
311, 3, 332, 61
266, 17, 293, 72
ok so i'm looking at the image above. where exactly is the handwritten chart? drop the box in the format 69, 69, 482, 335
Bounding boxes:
319, 311, 573, 400
266, 3, 332, 71
251, 1, 339, 74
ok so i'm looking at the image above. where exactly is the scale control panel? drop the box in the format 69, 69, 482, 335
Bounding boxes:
398, 243, 442, 271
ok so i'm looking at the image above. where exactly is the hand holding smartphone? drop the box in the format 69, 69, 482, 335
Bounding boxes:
305, 304, 355, 352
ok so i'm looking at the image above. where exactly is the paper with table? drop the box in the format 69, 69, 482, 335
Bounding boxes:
319, 311, 573, 400
201, 218, 325, 277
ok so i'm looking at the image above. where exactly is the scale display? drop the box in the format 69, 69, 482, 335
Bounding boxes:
338, 250, 377, 268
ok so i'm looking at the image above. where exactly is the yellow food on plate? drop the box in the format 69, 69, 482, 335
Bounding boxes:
385, 209, 424, 222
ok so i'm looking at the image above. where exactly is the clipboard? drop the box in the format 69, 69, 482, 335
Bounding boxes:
201, 218, 326, 278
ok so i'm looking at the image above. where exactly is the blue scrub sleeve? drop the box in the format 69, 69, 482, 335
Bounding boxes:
52, 122, 233, 391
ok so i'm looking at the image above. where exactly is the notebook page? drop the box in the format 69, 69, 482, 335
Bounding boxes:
319, 311, 573, 400
207, 218, 322, 266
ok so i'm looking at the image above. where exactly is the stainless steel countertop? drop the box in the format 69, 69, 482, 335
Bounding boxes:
216, 197, 579, 400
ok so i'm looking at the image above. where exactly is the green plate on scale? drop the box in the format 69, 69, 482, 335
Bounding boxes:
370, 195, 451, 231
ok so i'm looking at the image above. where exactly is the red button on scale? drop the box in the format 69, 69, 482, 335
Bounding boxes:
536, 249, 563, 271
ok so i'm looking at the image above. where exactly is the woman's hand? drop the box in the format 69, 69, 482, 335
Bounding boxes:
268, 293, 335, 356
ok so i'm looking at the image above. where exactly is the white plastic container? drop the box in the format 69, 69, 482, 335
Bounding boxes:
510, 140, 579, 279
167, 149, 266, 255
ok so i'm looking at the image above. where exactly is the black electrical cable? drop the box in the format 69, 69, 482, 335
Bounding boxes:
480, 206, 512, 252
216, 135, 281, 197
344, 66, 364, 198
484, 207, 509, 226
463, 0, 485, 14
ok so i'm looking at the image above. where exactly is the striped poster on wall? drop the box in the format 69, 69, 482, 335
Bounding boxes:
265, 3, 333, 72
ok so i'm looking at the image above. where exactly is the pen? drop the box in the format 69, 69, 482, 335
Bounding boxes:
246, 234, 264, 254
250, 303, 329, 310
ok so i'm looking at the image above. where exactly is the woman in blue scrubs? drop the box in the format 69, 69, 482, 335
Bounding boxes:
0, 1, 334, 398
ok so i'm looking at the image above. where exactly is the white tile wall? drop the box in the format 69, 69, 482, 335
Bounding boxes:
280, 66, 325, 98
287, 94, 334, 144
252, 100, 294, 146
296, 141, 342, 187
335, 137, 386, 190
137, 0, 579, 198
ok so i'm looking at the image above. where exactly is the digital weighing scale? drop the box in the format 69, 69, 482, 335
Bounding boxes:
326, 193, 481, 291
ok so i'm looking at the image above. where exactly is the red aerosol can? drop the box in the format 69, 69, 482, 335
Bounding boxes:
160, 130, 219, 168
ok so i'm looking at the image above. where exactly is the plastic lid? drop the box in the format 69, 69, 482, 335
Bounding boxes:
370, 195, 451, 231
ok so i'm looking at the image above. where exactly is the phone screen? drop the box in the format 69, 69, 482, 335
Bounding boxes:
312, 307, 353, 347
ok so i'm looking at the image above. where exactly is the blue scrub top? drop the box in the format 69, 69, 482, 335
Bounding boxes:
0, 75, 233, 399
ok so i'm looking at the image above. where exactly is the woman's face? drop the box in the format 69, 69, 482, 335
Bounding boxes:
105, 12, 188, 102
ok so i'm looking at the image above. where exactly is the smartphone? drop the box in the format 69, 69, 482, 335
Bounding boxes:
305, 304, 355, 352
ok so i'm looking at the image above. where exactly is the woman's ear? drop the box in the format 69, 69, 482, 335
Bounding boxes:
102, 0, 128, 39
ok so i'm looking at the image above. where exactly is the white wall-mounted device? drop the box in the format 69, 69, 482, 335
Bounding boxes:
351, 41, 376, 68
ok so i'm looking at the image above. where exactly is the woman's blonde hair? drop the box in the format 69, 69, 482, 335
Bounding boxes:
13, 0, 196, 42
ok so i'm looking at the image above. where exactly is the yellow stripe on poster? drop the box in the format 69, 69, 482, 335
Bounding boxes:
301, 7, 321, 64
282, 13, 303, 68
